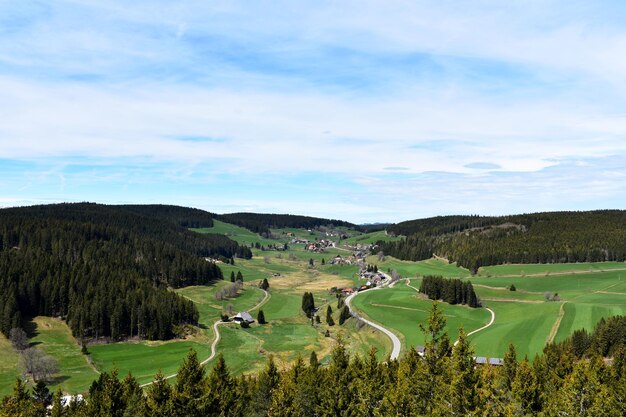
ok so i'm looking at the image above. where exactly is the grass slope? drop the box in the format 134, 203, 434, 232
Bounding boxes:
351, 283, 490, 352
30, 317, 100, 393
0, 334, 21, 397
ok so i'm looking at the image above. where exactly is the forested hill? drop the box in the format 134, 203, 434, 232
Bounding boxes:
0, 203, 250, 341
381, 210, 626, 272
217, 212, 357, 234
118, 204, 216, 228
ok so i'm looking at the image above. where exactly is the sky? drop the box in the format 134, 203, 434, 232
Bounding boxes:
1, 1, 626, 223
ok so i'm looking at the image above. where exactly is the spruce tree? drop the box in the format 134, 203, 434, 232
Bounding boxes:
257, 310, 266, 324
338, 306, 351, 325
145, 370, 173, 417
230, 271, 235, 283
326, 305, 334, 326
173, 348, 205, 416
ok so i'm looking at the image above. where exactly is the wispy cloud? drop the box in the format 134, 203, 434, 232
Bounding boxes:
0, 1, 625, 222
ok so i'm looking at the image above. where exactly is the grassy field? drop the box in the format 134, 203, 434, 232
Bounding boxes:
468, 301, 561, 358
478, 262, 626, 277
341, 230, 402, 245
351, 282, 491, 352
90, 340, 207, 385
191, 220, 277, 247
0, 334, 21, 397
0, 317, 101, 397
366, 256, 471, 278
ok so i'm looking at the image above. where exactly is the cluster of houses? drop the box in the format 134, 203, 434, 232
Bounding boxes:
359, 270, 386, 287
304, 239, 336, 252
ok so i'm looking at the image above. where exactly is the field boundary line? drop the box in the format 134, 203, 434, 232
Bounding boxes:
547, 302, 567, 345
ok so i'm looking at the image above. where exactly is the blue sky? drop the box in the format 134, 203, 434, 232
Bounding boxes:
1, 1, 626, 223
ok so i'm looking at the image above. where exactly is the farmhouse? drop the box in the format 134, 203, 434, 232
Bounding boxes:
233, 311, 255, 324
341, 287, 355, 296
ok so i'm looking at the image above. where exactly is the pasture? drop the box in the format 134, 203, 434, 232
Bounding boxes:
351, 282, 491, 352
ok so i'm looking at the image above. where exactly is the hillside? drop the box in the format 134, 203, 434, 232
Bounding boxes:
217, 212, 357, 235
381, 210, 626, 272
0, 203, 251, 341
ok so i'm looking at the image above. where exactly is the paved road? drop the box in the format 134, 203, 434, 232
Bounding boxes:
344, 287, 402, 360
140, 288, 270, 387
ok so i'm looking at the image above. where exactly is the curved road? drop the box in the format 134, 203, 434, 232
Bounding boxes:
345, 287, 402, 360
140, 287, 270, 387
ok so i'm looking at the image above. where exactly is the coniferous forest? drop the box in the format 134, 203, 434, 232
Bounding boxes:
0, 203, 252, 341
2, 304, 625, 417
419, 275, 480, 307
381, 210, 626, 273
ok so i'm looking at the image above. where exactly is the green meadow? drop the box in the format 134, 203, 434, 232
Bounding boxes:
366, 256, 471, 278
351, 282, 490, 352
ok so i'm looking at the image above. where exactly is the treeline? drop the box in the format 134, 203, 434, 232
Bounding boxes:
0, 203, 254, 341
561, 315, 626, 358
218, 212, 356, 235
119, 204, 216, 228
388, 214, 501, 237
419, 275, 480, 307
381, 210, 626, 272
3, 304, 625, 417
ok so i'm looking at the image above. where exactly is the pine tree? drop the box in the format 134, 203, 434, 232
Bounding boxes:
172, 349, 205, 416
449, 327, 478, 415
503, 343, 518, 390
326, 305, 334, 326
512, 357, 539, 414
230, 271, 235, 283
202, 354, 236, 415
236, 271, 244, 282
145, 370, 173, 417
257, 310, 266, 324
338, 305, 351, 325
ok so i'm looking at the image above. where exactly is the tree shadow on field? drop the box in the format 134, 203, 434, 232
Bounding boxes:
22, 318, 41, 347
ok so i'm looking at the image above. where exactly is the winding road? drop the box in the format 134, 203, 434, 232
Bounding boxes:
344, 287, 402, 360
140, 287, 270, 387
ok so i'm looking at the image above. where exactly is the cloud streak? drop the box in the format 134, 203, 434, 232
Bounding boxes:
0, 1, 625, 222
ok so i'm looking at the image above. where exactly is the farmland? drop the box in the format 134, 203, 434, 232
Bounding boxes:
2, 220, 625, 397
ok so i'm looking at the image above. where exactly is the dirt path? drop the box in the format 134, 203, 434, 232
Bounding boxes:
140, 288, 270, 388
454, 307, 496, 346
405, 278, 420, 293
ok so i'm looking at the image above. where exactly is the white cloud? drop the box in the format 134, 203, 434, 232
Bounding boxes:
1, 1, 625, 221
